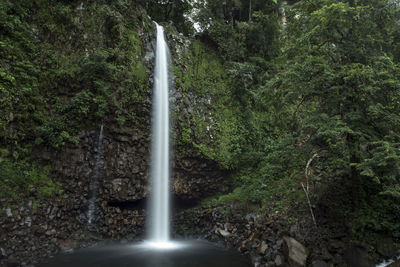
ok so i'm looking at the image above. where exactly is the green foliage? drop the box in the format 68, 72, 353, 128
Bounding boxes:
247, 11, 280, 59
0, 0, 150, 151
281, 0, 400, 194
0, 0, 150, 208
352, 196, 400, 244
0, 1, 46, 149
229, 137, 305, 203
2, 0, 400, 253
272, 0, 400, 243
355, 135, 400, 198
137, 0, 193, 35
0, 160, 60, 200
175, 40, 247, 169
195, 0, 280, 60
192, 0, 400, 248
177, 40, 227, 96
207, 21, 247, 60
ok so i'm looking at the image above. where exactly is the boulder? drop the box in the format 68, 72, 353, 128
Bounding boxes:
283, 236, 308, 266
245, 213, 259, 222
275, 255, 284, 266
216, 228, 232, 237
258, 241, 268, 254
58, 240, 78, 253
6, 208, 12, 218
0, 247, 6, 258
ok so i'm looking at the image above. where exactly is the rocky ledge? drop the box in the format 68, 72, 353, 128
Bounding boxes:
174, 203, 396, 267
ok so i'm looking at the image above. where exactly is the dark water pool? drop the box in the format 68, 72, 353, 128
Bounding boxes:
37, 240, 252, 267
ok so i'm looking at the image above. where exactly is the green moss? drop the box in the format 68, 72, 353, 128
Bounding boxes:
175, 40, 247, 170
178, 40, 228, 96
0, 0, 150, 151
0, 160, 60, 201
0, 0, 151, 199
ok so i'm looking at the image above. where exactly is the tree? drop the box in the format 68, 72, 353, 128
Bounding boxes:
194, 0, 280, 60
136, 0, 194, 34
274, 0, 400, 241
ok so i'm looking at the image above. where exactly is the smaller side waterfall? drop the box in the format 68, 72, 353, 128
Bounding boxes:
87, 125, 104, 225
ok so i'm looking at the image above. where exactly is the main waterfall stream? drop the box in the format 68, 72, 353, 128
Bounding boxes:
38, 23, 251, 267
148, 23, 171, 246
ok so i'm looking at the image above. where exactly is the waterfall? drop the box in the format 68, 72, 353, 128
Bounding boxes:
148, 23, 171, 245
87, 124, 104, 225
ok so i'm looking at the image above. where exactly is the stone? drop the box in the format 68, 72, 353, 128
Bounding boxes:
251, 240, 261, 249
274, 239, 283, 250
111, 179, 125, 193
117, 135, 130, 142
58, 240, 78, 252
275, 255, 284, 266
25, 217, 32, 227
0, 247, 6, 258
290, 224, 298, 237
245, 213, 258, 222
258, 241, 268, 254
132, 166, 140, 174
49, 207, 58, 220
312, 260, 328, 267
216, 228, 232, 237
251, 255, 262, 266
45, 229, 56, 236
283, 236, 308, 266
6, 208, 12, 218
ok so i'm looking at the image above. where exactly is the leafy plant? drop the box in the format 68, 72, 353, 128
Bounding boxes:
0, 160, 60, 200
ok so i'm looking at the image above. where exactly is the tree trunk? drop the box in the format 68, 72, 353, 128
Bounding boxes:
249, 0, 252, 22
347, 134, 361, 211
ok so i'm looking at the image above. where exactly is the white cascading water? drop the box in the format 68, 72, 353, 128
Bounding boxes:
147, 23, 171, 247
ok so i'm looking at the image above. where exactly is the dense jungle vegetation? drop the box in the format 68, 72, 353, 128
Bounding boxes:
1, 0, 400, 255
0, 0, 151, 199
138, 0, 400, 251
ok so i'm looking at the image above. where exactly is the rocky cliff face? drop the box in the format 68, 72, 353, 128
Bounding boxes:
173, 157, 227, 200
0, 15, 228, 267
0, 124, 150, 265
168, 25, 229, 201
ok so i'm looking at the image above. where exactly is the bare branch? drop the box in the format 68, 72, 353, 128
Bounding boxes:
302, 152, 320, 227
